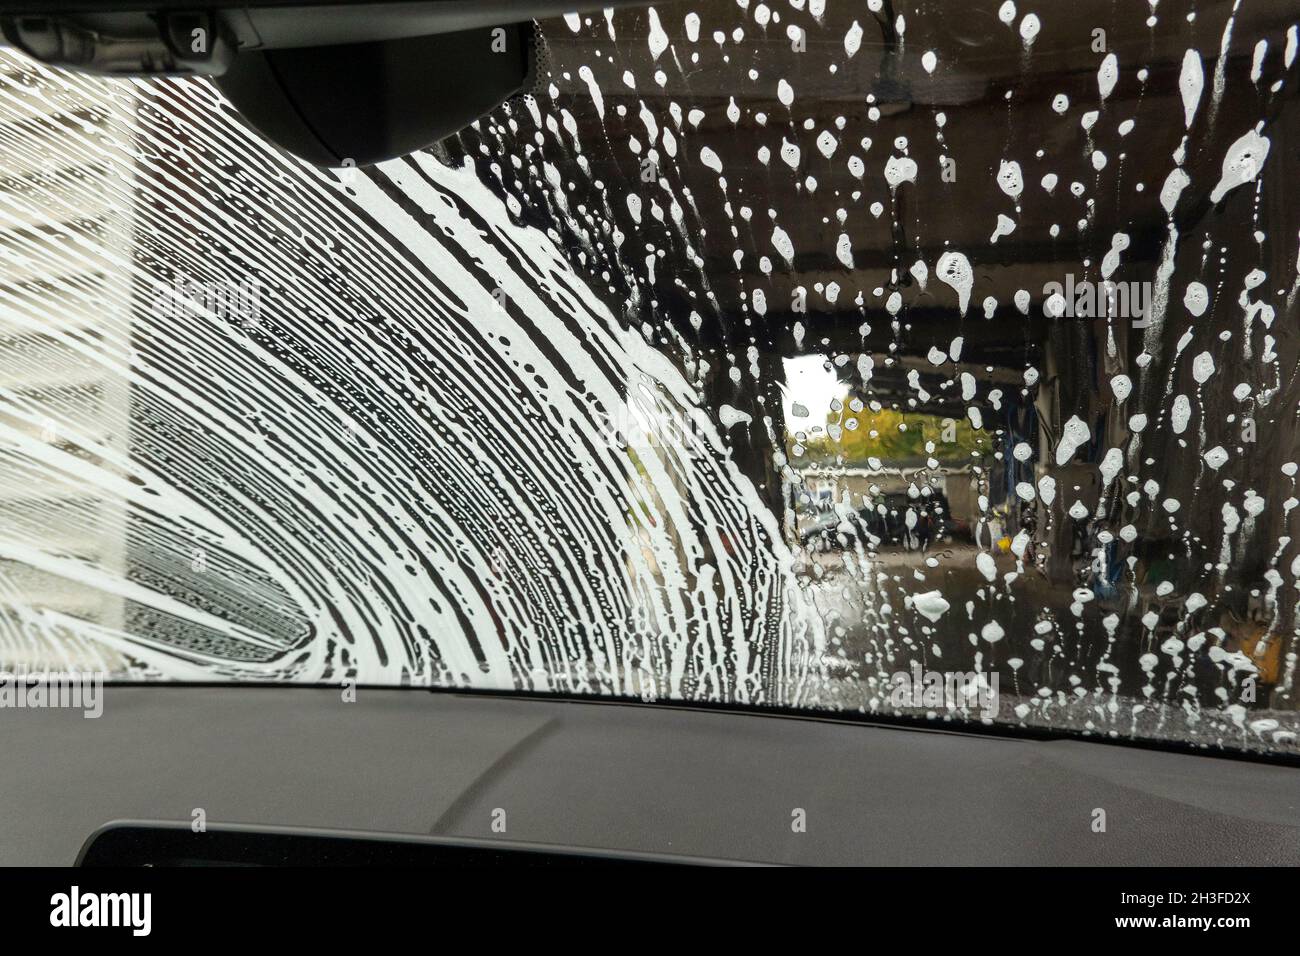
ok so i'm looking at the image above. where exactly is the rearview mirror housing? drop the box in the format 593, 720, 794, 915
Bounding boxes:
215, 22, 538, 167
0, 1, 648, 167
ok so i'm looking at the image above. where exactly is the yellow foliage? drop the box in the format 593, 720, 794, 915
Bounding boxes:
791, 407, 988, 467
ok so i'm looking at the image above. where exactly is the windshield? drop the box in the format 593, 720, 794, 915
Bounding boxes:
0, 0, 1296, 758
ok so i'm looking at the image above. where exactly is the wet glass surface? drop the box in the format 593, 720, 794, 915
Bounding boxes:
0, 0, 1297, 756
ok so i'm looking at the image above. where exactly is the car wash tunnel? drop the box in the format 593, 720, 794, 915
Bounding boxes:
431, 0, 1300, 719
0, 0, 1295, 746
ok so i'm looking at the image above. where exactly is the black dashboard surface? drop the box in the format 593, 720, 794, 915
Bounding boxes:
2, 687, 1297, 866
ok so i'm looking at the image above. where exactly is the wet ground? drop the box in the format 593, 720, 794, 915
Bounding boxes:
792, 539, 1300, 756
